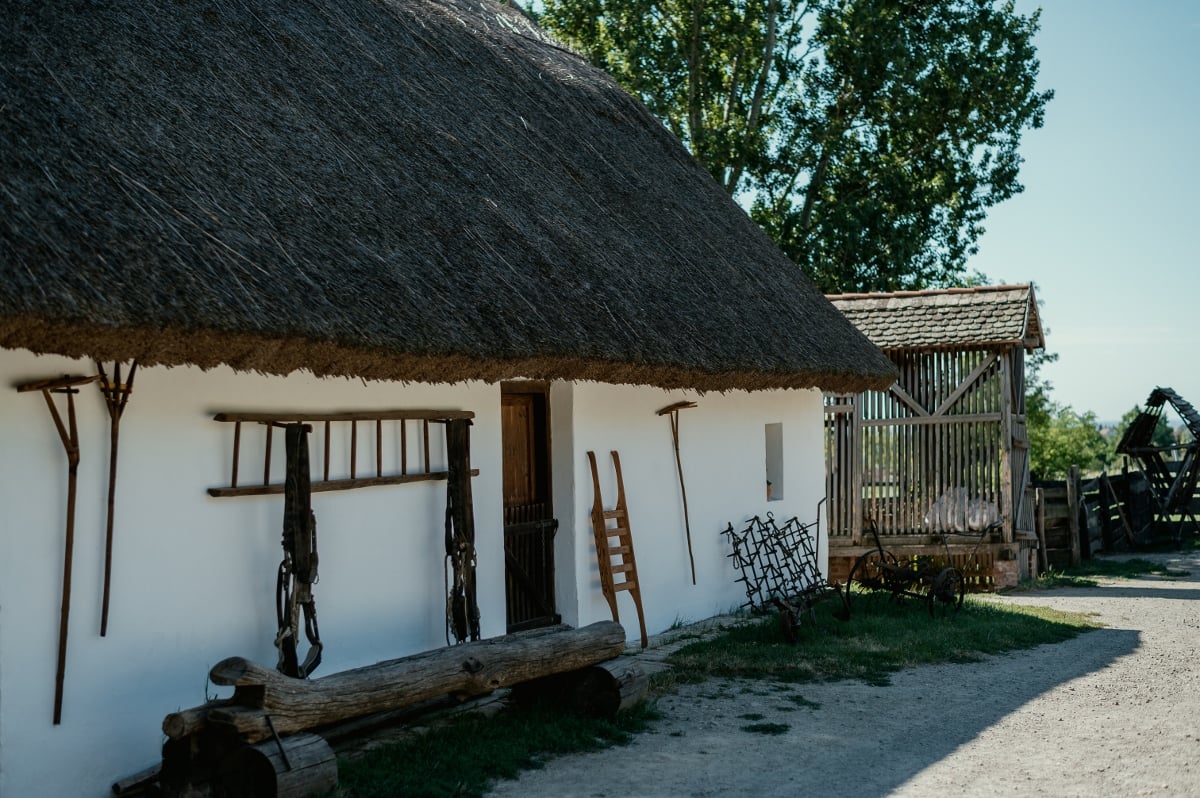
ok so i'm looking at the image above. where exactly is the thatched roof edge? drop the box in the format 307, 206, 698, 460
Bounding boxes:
0, 316, 890, 395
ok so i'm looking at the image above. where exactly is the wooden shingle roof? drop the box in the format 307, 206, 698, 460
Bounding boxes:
0, 0, 896, 394
826, 285, 1045, 352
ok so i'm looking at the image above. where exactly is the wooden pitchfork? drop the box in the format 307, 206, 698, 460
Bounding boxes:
96, 360, 136, 637
657, 401, 698, 585
18, 373, 100, 724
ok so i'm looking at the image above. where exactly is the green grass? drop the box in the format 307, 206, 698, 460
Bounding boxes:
663, 596, 1098, 687
331, 701, 659, 798
331, 593, 1100, 795
1020, 557, 1190, 590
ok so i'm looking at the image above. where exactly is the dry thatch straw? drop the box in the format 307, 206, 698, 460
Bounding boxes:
1, 0, 896, 393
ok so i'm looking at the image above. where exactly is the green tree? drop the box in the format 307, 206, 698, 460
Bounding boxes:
538, 0, 1052, 293
1025, 341, 1110, 480
1030, 404, 1109, 481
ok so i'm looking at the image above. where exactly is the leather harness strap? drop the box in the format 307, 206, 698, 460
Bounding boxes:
275, 423, 323, 679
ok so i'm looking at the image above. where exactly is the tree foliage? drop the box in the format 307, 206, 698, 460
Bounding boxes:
538, 0, 1052, 293
1029, 405, 1109, 482
1025, 345, 1110, 480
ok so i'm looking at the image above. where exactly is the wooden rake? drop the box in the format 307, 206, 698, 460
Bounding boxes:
18, 373, 100, 724
96, 360, 136, 637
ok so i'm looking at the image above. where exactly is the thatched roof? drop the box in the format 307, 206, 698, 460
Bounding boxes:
827, 285, 1045, 353
1, 0, 895, 393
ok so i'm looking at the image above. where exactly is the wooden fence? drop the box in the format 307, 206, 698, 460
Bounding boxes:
1037, 461, 1199, 567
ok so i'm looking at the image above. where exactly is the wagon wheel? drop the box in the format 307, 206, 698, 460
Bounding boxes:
927, 566, 965, 617
845, 549, 899, 612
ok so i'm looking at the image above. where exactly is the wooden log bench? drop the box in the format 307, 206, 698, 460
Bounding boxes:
154, 621, 641, 797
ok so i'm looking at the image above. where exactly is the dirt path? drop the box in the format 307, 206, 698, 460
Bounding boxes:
486, 551, 1200, 798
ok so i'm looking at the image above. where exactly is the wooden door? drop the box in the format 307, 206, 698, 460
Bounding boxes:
501, 383, 559, 632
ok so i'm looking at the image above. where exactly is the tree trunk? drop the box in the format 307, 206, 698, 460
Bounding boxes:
167, 622, 627, 744
510, 656, 649, 718
216, 733, 337, 798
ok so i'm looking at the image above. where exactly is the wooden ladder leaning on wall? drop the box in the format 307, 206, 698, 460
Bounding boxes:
587, 450, 648, 649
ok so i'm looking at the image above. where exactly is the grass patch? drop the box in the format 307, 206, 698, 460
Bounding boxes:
666, 596, 1098, 687
332, 591, 1102, 794
1020, 558, 1190, 590
333, 701, 659, 798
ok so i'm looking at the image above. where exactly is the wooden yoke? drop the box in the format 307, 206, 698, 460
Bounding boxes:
17, 373, 100, 724
587, 451, 648, 648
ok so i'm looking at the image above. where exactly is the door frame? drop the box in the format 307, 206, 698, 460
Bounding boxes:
500, 381, 559, 632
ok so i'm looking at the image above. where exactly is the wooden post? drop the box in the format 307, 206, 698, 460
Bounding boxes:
1034, 487, 1048, 573
998, 350, 1014, 544
1067, 465, 1082, 566
850, 393, 863, 544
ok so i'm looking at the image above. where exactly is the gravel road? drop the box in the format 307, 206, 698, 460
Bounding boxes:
486, 550, 1200, 798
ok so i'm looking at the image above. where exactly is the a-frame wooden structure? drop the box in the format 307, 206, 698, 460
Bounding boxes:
824, 286, 1045, 588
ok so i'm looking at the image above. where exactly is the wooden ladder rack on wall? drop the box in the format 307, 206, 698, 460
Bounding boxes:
208, 410, 476, 498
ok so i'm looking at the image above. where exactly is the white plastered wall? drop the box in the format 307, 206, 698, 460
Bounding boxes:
0, 350, 505, 798
552, 382, 827, 637
0, 351, 827, 796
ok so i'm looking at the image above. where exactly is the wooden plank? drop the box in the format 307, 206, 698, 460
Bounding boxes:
933, 351, 999, 416
1038, 486, 1069, 500
215, 410, 475, 422
208, 469, 480, 497
861, 413, 1002, 427
851, 393, 863, 544
1067, 465, 1082, 566
888, 383, 928, 416
999, 349, 1014, 544
1043, 504, 1074, 521
1035, 487, 1048, 573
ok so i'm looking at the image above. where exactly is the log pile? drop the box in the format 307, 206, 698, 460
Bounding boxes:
153, 621, 640, 797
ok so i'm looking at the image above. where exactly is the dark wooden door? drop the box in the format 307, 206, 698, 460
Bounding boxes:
501, 384, 559, 632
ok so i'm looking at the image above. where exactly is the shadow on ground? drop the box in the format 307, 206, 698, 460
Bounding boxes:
489, 624, 1139, 798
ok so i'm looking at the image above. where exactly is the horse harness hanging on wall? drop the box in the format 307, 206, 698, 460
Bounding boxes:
444, 418, 481, 645
275, 423, 323, 678
207, 409, 480, 664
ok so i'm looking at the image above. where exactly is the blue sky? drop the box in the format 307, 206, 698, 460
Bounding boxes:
968, 1, 1200, 423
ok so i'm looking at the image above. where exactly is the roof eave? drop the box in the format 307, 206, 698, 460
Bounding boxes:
0, 316, 894, 394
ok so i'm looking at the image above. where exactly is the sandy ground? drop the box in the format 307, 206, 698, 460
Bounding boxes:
485, 550, 1200, 798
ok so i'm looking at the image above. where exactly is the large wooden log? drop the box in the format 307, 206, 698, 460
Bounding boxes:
216, 733, 337, 798
183, 622, 624, 743
510, 656, 649, 718
162, 700, 234, 740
